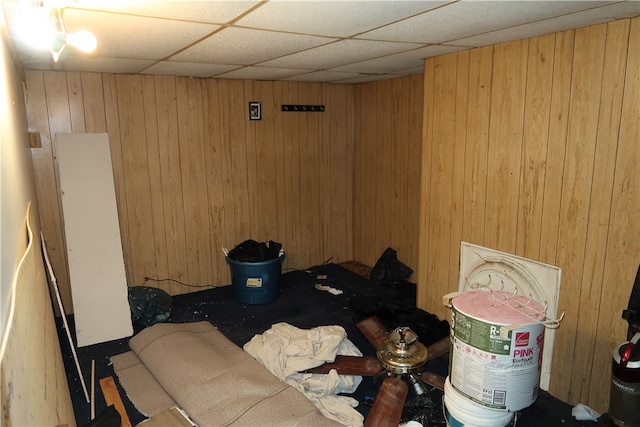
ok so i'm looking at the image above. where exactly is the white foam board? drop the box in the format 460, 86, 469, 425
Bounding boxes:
56, 133, 133, 347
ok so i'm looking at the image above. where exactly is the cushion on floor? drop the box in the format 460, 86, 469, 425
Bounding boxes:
110, 321, 342, 426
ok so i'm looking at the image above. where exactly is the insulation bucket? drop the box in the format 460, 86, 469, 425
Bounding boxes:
447, 289, 546, 412
226, 255, 284, 304
444, 377, 514, 427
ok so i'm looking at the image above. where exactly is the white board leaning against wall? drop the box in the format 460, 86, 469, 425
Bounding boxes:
458, 242, 562, 391
56, 133, 133, 347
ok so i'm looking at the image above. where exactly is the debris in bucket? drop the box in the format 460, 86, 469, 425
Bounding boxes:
227, 239, 283, 262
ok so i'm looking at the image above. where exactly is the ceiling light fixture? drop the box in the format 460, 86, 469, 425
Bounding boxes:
49, 5, 97, 61
13, 1, 97, 62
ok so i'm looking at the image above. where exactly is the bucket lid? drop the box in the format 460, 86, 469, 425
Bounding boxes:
451, 289, 546, 326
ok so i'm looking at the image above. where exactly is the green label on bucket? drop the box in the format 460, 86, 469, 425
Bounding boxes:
449, 304, 544, 411
246, 278, 263, 288
452, 309, 511, 355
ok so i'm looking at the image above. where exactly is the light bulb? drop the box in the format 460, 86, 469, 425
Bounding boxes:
66, 30, 97, 53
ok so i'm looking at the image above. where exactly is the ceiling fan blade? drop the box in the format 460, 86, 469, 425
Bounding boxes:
419, 371, 446, 391
356, 315, 389, 350
302, 355, 383, 375
427, 336, 450, 361
364, 376, 408, 427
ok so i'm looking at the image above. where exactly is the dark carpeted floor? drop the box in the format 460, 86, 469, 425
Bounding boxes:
58, 262, 610, 426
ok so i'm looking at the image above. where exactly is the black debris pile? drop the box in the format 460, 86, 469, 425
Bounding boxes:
350, 294, 450, 348
128, 286, 172, 328
370, 247, 413, 285
401, 391, 447, 426
84, 405, 121, 427
227, 239, 283, 262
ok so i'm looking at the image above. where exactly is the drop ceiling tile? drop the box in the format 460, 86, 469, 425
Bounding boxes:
335, 73, 403, 84
329, 44, 468, 74
329, 53, 421, 75
70, 0, 260, 23
141, 61, 237, 78
414, 43, 472, 58
3, 0, 638, 82
16, 49, 153, 74
391, 65, 425, 76
283, 70, 364, 83
260, 39, 423, 70
451, 1, 640, 47
53, 55, 156, 74
357, 0, 618, 44
235, 1, 446, 37
214, 66, 308, 81
16, 52, 60, 71
62, 9, 219, 60
171, 27, 334, 65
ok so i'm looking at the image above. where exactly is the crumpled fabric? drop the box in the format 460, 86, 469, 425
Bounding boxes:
243, 322, 364, 426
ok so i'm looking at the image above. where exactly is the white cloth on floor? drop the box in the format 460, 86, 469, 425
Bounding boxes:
244, 322, 364, 426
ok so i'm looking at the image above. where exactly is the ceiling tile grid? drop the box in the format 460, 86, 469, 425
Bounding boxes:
2, 0, 639, 83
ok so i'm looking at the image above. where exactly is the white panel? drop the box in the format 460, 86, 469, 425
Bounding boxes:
328, 45, 467, 75
359, 1, 616, 44
68, 0, 260, 22
214, 65, 307, 81
235, 1, 445, 37
55, 56, 156, 74
63, 9, 219, 60
141, 61, 238, 78
450, 2, 640, 48
458, 242, 562, 391
260, 39, 422, 70
171, 27, 333, 65
56, 133, 133, 347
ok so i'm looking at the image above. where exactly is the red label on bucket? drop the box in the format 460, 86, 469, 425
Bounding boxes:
515, 332, 530, 347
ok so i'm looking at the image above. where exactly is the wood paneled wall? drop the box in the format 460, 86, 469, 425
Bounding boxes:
1, 36, 75, 427
417, 18, 639, 413
24, 16, 638, 415
0, 207, 76, 427
353, 74, 424, 270
26, 73, 354, 312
